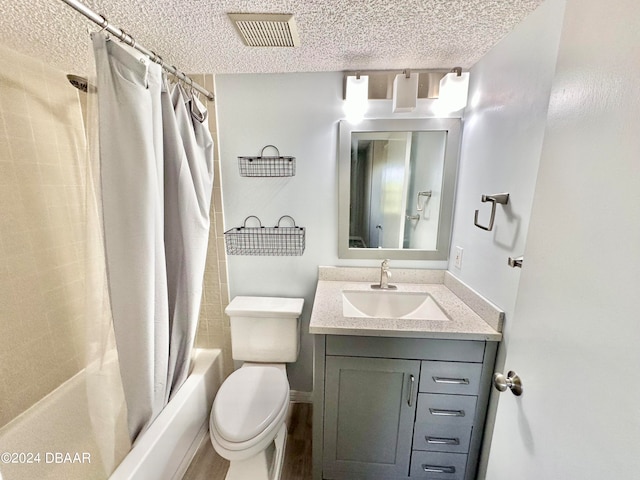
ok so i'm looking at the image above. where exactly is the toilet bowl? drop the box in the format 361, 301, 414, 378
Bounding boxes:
209, 296, 304, 480
210, 364, 289, 460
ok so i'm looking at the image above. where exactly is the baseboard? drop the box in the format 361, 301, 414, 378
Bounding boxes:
289, 390, 313, 403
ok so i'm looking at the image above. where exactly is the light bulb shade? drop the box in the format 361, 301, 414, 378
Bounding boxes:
392, 72, 419, 112
344, 75, 369, 122
438, 71, 470, 112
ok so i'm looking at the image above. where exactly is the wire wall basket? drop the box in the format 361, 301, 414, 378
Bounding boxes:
238, 145, 296, 177
224, 215, 305, 256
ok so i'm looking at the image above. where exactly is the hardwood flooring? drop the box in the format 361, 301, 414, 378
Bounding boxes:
182, 402, 313, 480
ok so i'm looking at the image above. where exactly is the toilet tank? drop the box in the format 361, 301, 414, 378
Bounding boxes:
225, 296, 304, 362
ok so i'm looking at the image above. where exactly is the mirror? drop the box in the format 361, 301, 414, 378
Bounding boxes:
338, 118, 461, 260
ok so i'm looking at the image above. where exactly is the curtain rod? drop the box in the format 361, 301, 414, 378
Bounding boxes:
60, 0, 215, 101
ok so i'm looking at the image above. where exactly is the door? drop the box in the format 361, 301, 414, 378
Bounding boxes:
323, 356, 420, 479
485, 1, 640, 478
367, 134, 410, 248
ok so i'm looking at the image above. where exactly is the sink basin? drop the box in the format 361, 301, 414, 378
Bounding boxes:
342, 289, 449, 321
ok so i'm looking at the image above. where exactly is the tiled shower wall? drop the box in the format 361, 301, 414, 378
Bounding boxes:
0, 44, 87, 427
189, 73, 233, 378
0, 51, 231, 429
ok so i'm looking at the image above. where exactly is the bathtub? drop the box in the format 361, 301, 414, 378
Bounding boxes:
109, 348, 223, 480
0, 348, 222, 480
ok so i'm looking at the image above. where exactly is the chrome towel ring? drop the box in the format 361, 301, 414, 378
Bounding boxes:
473, 193, 509, 231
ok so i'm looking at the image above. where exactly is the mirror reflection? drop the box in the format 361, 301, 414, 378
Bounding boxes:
349, 131, 446, 250
338, 118, 461, 260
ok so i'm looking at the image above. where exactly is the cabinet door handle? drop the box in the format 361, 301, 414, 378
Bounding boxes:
429, 408, 465, 417
426, 436, 460, 445
423, 465, 456, 474
433, 376, 470, 385
407, 374, 415, 407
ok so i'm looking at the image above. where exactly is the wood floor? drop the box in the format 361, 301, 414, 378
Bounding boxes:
182, 402, 313, 480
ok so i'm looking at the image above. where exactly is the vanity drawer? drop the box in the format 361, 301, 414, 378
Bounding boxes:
325, 336, 485, 362
419, 361, 482, 395
416, 394, 477, 426
413, 423, 472, 454
410, 451, 467, 479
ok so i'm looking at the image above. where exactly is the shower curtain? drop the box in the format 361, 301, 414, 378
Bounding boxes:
91, 32, 213, 440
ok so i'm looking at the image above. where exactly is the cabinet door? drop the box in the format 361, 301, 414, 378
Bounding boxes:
323, 356, 420, 479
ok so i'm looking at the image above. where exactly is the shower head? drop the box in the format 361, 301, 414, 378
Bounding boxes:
67, 74, 88, 93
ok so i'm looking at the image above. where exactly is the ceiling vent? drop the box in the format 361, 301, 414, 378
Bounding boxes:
228, 13, 300, 47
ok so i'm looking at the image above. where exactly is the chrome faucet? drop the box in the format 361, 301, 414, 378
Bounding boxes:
372, 259, 397, 290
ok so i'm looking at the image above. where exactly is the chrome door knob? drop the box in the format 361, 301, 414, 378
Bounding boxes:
493, 371, 523, 396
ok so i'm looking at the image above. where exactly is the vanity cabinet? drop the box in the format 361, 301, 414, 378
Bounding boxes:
314, 335, 497, 480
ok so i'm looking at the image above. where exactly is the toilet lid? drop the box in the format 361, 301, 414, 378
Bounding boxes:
213, 366, 289, 443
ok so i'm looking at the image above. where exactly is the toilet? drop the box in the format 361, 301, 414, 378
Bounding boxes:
209, 296, 304, 480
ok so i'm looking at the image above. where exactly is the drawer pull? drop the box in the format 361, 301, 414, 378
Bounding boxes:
426, 436, 460, 445
423, 464, 456, 474
433, 376, 470, 385
429, 408, 465, 417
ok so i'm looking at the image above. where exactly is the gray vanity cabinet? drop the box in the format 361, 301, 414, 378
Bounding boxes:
323, 356, 420, 479
313, 335, 498, 480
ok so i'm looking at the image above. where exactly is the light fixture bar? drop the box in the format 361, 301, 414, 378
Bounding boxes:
342, 68, 466, 100
342, 68, 453, 77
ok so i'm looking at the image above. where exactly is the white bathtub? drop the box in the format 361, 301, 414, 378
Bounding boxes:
109, 348, 223, 480
0, 348, 222, 480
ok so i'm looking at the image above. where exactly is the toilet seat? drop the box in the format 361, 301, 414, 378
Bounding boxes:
210, 365, 289, 460
214, 365, 289, 442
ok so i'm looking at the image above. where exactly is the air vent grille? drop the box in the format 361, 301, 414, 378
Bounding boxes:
228, 13, 300, 47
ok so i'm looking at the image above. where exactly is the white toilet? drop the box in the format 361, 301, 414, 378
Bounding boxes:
209, 296, 304, 480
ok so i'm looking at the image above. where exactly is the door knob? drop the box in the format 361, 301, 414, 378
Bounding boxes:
493, 371, 523, 396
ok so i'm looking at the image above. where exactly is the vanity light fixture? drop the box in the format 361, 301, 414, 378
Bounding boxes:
438, 67, 470, 112
341, 68, 468, 117
343, 74, 369, 123
392, 69, 419, 113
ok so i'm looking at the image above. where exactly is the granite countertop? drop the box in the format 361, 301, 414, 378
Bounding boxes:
309, 267, 503, 341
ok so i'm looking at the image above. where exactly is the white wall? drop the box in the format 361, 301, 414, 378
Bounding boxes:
215, 73, 339, 391
215, 74, 455, 391
448, 0, 566, 320
406, 132, 446, 249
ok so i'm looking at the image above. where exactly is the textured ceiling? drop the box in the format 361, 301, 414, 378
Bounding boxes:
0, 0, 544, 76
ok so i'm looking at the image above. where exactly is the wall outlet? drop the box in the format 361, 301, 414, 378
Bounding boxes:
454, 246, 463, 269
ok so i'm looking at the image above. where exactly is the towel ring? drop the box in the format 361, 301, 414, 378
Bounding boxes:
474, 193, 509, 231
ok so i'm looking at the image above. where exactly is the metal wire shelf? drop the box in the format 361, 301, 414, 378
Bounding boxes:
238, 145, 296, 177
224, 215, 305, 256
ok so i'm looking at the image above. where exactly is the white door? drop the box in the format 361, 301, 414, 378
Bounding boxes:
485, 1, 640, 478
368, 134, 410, 248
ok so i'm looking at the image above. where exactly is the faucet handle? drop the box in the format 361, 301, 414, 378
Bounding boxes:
382, 259, 392, 278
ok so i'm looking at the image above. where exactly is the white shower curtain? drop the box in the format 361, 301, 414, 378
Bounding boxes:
163, 82, 214, 400
91, 32, 213, 440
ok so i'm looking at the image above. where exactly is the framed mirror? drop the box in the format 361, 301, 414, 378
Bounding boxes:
338, 118, 461, 260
